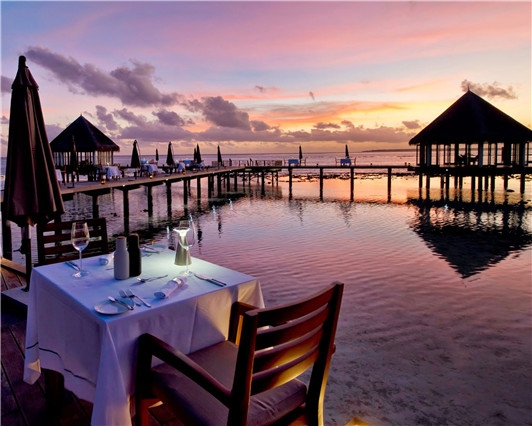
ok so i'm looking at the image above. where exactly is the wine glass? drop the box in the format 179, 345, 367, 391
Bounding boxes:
71, 222, 90, 278
176, 219, 196, 276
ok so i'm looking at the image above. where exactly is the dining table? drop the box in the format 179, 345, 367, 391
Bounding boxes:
103, 165, 122, 180
23, 249, 264, 426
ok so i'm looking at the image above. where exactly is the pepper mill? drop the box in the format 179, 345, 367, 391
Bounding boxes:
127, 233, 142, 277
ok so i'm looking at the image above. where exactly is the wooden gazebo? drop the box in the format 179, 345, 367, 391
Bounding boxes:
409, 90, 532, 168
50, 115, 120, 167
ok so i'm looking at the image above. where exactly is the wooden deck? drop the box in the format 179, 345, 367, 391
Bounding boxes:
0, 262, 184, 426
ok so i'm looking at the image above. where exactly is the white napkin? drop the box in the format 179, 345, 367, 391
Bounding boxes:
154, 278, 184, 299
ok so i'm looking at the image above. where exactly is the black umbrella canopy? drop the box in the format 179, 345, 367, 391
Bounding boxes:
345, 145, 350, 158
166, 142, 175, 166
217, 145, 223, 164
3, 56, 64, 227
409, 90, 532, 145
299, 145, 303, 161
130, 140, 140, 168
195, 144, 202, 164
155, 148, 159, 162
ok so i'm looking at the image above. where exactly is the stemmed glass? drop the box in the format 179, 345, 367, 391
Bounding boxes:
176, 219, 196, 276
71, 222, 90, 278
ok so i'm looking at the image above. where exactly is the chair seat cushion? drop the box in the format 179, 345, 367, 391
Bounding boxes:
150, 341, 307, 426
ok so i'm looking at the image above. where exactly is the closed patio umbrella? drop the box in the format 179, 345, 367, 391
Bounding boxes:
299, 145, 303, 162
130, 140, 140, 168
196, 144, 202, 164
166, 142, 175, 166
155, 148, 159, 162
3, 56, 65, 281
345, 144, 350, 158
217, 145, 223, 165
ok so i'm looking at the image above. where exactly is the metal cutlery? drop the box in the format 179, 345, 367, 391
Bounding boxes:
127, 288, 151, 308
119, 289, 140, 307
136, 274, 168, 283
193, 273, 227, 287
108, 296, 134, 310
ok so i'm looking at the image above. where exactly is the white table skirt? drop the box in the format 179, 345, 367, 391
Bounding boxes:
24, 251, 263, 426
103, 165, 121, 179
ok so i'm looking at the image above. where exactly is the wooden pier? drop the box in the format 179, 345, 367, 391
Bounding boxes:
2, 162, 530, 268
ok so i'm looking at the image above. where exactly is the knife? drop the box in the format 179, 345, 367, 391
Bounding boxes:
108, 296, 134, 310
194, 273, 227, 287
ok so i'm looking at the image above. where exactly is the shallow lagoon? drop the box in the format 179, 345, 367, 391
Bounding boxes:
6, 166, 532, 424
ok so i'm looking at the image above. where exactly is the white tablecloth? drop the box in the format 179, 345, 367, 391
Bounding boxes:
24, 251, 263, 426
55, 169, 63, 182
103, 165, 121, 179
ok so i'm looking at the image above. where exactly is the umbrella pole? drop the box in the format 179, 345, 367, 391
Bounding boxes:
21, 225, 32, 290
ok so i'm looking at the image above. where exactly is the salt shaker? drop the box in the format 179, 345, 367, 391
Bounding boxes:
114, 236, 129, 280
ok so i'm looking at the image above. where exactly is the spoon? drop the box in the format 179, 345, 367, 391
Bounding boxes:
108, 296, 133, 310
119, 289, 140, 306
136, 274, 168, 283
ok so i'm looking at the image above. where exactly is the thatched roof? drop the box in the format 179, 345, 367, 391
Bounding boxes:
409, 90, 532, 146
50, 115, 119, 152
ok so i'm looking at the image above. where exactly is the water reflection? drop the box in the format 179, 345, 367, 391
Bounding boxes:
408, 188, 532, 278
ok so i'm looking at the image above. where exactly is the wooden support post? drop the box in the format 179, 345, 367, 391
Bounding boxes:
521, 172, 526, 194
196, 176, 201, 200
122, 189, 130, 234
289, 167, 293, 198
418, 172, 423, 189
92, 195, 99, 218
233, 171, 238, 191
261, 171, 265, 196
350, 167, 354, 201
166, 181, 172, 216
183, 179, 188, 205
503, 174, 509, 190
217, 174, 222, 196
490, 174, 496, 192
387, 167, 392, 196
147, 186, 153, 217
319, 168, 324, 200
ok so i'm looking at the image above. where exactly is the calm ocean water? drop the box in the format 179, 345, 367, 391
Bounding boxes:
2, 150, 531, 424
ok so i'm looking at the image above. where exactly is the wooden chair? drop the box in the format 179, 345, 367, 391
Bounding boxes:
135, 282, 344, 426
36, 218, 109, 266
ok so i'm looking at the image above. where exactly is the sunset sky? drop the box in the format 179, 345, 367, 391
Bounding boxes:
1, 1, 530, 156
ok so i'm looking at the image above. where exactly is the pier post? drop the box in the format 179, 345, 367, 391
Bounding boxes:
92, 195, 99, 218
261, 171, 265, 196
319, 168, 324, 200
233, 171, 238, 191
196, 176, 201, 200
217, 174, 222, 197
387, 167, 392, 197
147, 186, 153, 216
418, 172, 423, 189
183, 179, 188, 205
350, 167, 354, 201
122, 189, 130, 234
289, 167, 293, 198
166, 181, 172, 216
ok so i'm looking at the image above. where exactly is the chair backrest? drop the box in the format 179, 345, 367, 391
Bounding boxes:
36, 218, 109, 266
228, 282, 343, 425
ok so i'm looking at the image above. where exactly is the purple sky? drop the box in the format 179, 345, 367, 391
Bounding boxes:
1, 1, 530, 156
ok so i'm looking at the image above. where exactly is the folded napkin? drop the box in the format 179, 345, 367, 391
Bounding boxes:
154, 278, 184, 299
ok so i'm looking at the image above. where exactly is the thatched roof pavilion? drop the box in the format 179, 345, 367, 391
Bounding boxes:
50, 115, 120, 167
409, 90, 532, 168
